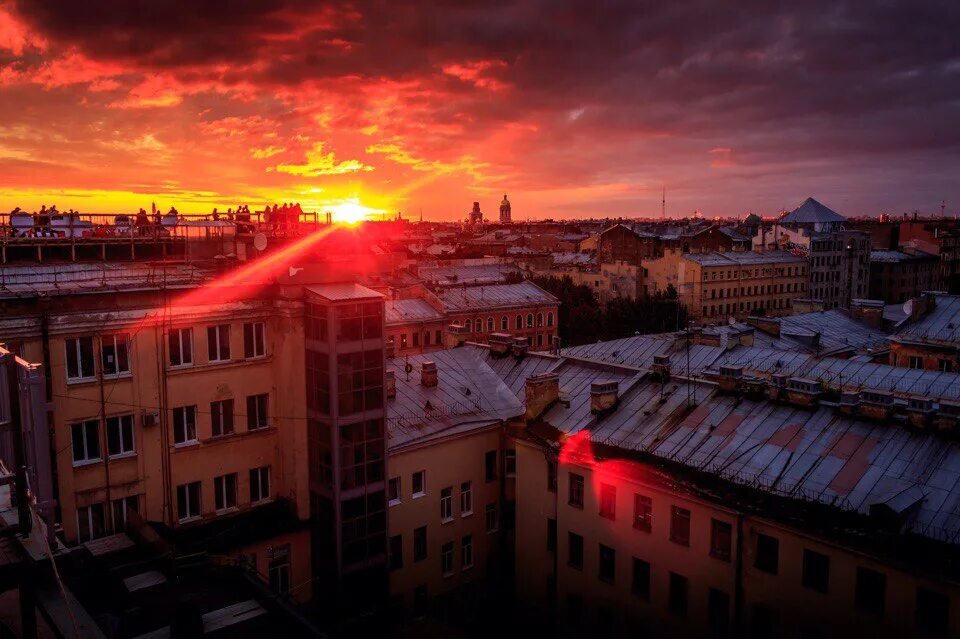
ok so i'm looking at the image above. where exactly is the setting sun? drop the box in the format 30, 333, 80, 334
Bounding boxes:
327, 198, 383, 225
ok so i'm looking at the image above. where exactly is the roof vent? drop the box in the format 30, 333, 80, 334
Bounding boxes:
512, 336, 529, 358
385, 370, 396, 399
488, 332, 513, 357
591, 381, 619, 415
421, 361, 438, 388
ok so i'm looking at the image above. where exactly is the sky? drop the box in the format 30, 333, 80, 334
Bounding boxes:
0, 1, 959, 221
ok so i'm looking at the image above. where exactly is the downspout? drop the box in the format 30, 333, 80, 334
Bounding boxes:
734, 512, 745, 633
39, 309, 58, 523
97, 344, 114, 532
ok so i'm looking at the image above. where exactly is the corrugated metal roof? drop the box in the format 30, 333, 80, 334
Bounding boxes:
0, 263, 210, 298
683, 250, 806, 267
438, 281, 558, 312
304, 282, 382, 302
417, 263, 518, 286
895, 294, 960, 344
780, 197, 846, 225
384, 299, 444, 325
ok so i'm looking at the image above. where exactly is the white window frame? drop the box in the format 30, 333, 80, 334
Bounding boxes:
441, 541, 454, 577
65, 336, 96, 382
462, 535, 474, 570
460, 481, 473, 517
388, 477, 401, 507
440, 486, 454, 523
412, 470, 426, 499
168, 327, 193, 367
214, 473, 238, 512
210, 398, 235, 437
71, 419, 101, 466
246, 394, 269, 430
485, 502, 498, 533
100, 333, 131, 377
173, 405, 197, 446
111, 495, 139, 532
250, 466, 270, 504
106, 414, 135, 458
207, 324, 231, 362
77, 502, 106, 542
243, 321, 266, 359
176, 481, 201, 522
501, 316, 508, 331
505, 449, 517, 477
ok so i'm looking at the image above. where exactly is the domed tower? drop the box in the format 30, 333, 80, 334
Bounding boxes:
499, 194, 512, 224
469, 201, 483, 224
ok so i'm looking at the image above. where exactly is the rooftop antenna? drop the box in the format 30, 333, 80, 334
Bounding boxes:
661, 185, 666, 219
941, 200, 946, 218
420, 208, 423, 223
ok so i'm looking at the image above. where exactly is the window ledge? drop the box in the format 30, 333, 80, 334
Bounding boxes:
441, 517, 454, 525
72, 458, 102, 469
216, 507, 240, 516
388, 499, 401, 508
462, 564, 474, 572
412, 492, 426, 500
66, 377, 97, 387
178, 516, 201, 525
442, 571, 454, 579
461, 511, 473, 518
173, 440, 199, 450
101, 372, 133, 381
108, 452, 137, 461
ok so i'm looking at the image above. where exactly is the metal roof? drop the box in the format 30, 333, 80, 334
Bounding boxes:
0, 263, 210, 298
304, 282, 382, 302
683, 250, 805, 267
384, 299, 444, 325
417, 263, 518, 286
438, 281, 558, 313
780, 197, 846, 225
895, 294, 960, 344
870, 249, 938, 263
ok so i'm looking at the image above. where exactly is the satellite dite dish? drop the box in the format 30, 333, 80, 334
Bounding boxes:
253, 233, 268, 251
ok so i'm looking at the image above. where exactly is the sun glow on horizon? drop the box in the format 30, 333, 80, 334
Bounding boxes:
326, 197, 384, 225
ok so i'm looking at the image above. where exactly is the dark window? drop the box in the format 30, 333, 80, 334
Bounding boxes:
547, 518, 557, 552
547, 459, 557, 492
802, 549, 829, 593
569, 473, 584, 508
599, 483, 616, 520
336, 349, 383, 415
389, 534, 403, 571
214, 473, 238, 511
504, 449, 516, 476
710, 519, 732, 561
341, 490, 386, 566
568, 532, 583, 569
632, 558, 650, 599
708, 588, 731, 636
670, 506, 690, 546
207, 324, 231, 361
598, 544, 615, 583
71, 419, 100, 463
485, 450, 498, 481
669, 572, 688, 616
172, 405, 197, 444
338, 419, 384, 490
210, 398, 234, 437
106, 414, 135, 457
755, 533, 779, 574
633, 494, 652, 532
855, 567, 886, 615
246, 393, 269, 429
243, 321, 265, 358
100, 334, 130, 376
412, 470, 425, 496
249, 466, 270, 502
915, 587, 948, 635
66, 336, 95, 380
413, 526, 427, 562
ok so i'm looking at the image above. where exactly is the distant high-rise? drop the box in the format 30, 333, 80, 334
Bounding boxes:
469, 201, 483, 224
499, 194, 512, 224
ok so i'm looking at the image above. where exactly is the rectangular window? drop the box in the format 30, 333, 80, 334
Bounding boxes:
412, 470, 426, 498
413, 585, 428, 619
460, 481, 473, 516
485, 450, 498, 481
710, 518, 732, 562
802, 549, 830, 593
249, 466, 270, 503
172, 405, 197, 444
176, 481, 201, 521
633, 494, 652, 532
413, 526, 427, 562
441, 541, 454, 576
389, 534, 403, 571
670, 506, 690, 546
246, 394, 269, 430
632, 557, 650, 599
568, 532, 584, 569
269, 545, 291, 594
210, 399, 235, 437
755, 533, 779, 574
111, 495, 138, 532
440, 487, 454, 522
207, 324, 231, 361
938, 358, 953, 373
106, 414, 135, 457
547, 459, 557, 492
71, 419, 101, 464
599, 483, 616, 520
243, 321, 265, 358
908, 355, 923, 369
65, 336, 95, 380
915, 587, 949, 635
855, 567, 886, 615
214, 473, 238, 512
100, 334, 130, 377
412, 332, 420, 347
461, 535, 474, 569
598, 543, 615, 583
504, 449, 516, 476
485, 502, 498, 532
547, 518, 557, 552
709, 588, 731, 635
388, 477, 401, 506
168, 328, 193, 367
77, 503, 106, 542
669, 572, 688, 616
569, 473, 584, 508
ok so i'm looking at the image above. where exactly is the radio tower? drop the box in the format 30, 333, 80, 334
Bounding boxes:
661, 185, 666, 219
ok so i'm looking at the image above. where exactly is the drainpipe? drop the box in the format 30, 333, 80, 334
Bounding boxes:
734, 513, 745, 634
97, 348, 114, 533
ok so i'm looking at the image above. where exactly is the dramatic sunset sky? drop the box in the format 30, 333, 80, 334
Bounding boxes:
1, 1, 958, 221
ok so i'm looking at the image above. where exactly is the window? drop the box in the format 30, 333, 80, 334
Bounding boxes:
250, 466, 270, 503
269, 545, 291, 594
246, 394, 269, 430
598, 543, 615, 583
547, 518, 557, 552
462, 535, 474, 570
568, 532, 584, 569
214, 473, 238, 512
460, 481, 473, 516
536, 312, 543, 327
336, 349, 383, 415
412, 332, 420, 347
243, 321, 265, 358
413, 526, 428, 562
632, 557, 650, 599
908, 355, 923, 369
338, 419, 384, 490
172, 405, 197, 445
633, 494, 652, 532
915, 587, 949, 635
412, 470, 426, 498
207, 324, 231, 361
435, 329, 442, 344
77, 503, 106, 542
599, 483, 616, 520
400, 333, 408, 348
670, 506, 690, 546
464, 320, 472, 333
389, 534, 403, 571
210, 399, 235, 437
100, 334, 130, 377
855, 567, 886, 615
111, 495, 138, 532
486, 317, 494, 332
710, 519, 732, 561
504, 449, 516, 476
440, 487, 454, 522
515, 315, 522, 329
668, 572, 688, 616
501, 316, 508, 330
168, 328, 193, 366
485, 450, 498, 481
341, 490, 387, 567
709, 588, 731, 635
176, 481, 201, 521
755, 533, 779, 574
106, 414, 135, 457
71, 419, 101, 464
547, 312, 554, 327
938, 358, 953, 372
526, 313, 534, 328
569, 473, 584, 508
388, 477, 401, 506
335, 302, 382, 341
802, 549, 830, 593
65, 336, 95, 380
485, 502, 498, 532
547, 459, 557, 492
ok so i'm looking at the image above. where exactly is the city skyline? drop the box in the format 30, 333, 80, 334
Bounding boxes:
2, 1, 959, 220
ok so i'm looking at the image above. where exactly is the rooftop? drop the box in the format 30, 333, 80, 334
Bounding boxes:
780, 197, 846, 225
894, 293, 960, 345
304, 282, 383, 302
870, 249, 939, 263
682, 250, 806, 267
438, 281, 558, 313
384, 298, 444, 325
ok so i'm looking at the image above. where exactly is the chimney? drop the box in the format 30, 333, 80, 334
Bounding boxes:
849, 299, 884, 329
512, 336, 529, 358
590, 381, 619, 415
552, 334, 561, 355
385, 369, 396, 399
385, 338, 396, 359
488, 332, 513, 357
525, 372, 559, 421
908, 292, 936, 322
421, 361, 438, 387
717, 365, 743, 392
652, 354, 671, 381
746, 315, 781, 337
445, 323, 468, 349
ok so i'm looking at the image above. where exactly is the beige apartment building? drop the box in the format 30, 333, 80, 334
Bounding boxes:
644, 249, 807, 323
